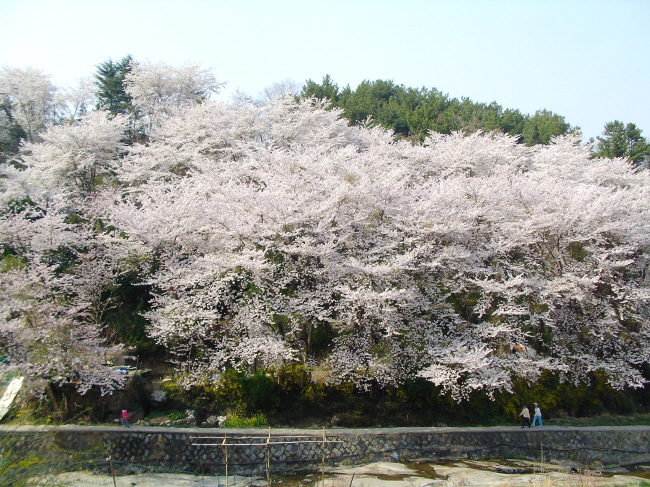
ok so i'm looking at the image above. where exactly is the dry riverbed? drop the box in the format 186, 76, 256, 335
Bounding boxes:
47, 460, 650, 486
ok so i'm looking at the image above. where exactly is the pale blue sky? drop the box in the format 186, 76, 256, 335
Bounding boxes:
1, 0, 648, 140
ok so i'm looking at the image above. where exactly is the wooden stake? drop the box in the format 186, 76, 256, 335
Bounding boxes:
107, 455, 117, 487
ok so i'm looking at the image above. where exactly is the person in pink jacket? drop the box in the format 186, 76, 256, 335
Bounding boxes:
121, 409, 131, 428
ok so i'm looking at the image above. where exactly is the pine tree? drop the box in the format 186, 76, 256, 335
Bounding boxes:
94, 55, 134, 116
595, 120, 650, 167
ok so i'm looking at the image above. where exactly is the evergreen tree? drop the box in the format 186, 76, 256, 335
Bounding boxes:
500, 109, 526, 139
520, 109, 573, 146
300, 74, 340, 103
94, 55, 134, 116
594, 120, 650, 167
0, 101, 27, 163
299, 76, 575, 144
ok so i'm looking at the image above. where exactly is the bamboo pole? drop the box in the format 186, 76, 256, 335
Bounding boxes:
266, 427, 271, 487
223, 433, 229, 487
321, 427, 326, 487
189, 430, 343, 484
192, 440, 340, 446
191, 435, 316, 440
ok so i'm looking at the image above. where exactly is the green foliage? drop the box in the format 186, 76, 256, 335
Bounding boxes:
163, 369, 277, 415
144, 410, 167, 420
1, 251, 27, 272
162, 365, 642, 427
2, 196, 38, 217
0, 122, 27, 164
167, 411, 186, 421
520, 109, 572, 145
594, 120, 650, 166
100, 270, 159, 353
446, 288, 482, 323
300, 74, 340, 103
492, 371, 637, 423
222, 411, 267, 428
238, 371, 275, 408
300, 76, 576, 144
0, 421, 111, 486
0, 451, 45, 487
94, 55, 134, 117
0, 98, 28, 163
94, 55, 149, 145
0, 426, 82, 486
567, 241, 588, 262
42, 246, 78, 275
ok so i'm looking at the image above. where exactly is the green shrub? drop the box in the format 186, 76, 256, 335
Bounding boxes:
168, 411, 186, 421
163, 369, 277, 415
144, 410, 167, 420
0, 452, 44, 487
160, 365, 649, 427
222, 411, 267, 428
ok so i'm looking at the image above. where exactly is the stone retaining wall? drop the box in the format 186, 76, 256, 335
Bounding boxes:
2, 425, 650, 475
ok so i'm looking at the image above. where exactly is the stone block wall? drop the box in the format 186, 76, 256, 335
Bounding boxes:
2, 425, 650, 475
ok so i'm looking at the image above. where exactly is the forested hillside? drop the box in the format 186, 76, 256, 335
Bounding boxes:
301, 76, 573, 145
1, 59, 650, 425
299, 75, 649, 165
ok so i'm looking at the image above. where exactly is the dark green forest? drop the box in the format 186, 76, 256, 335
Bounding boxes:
300, 75, 573, 145
298, 75, 649, 164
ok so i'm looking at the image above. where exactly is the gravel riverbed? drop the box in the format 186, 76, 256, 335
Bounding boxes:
47, 460, 650, 486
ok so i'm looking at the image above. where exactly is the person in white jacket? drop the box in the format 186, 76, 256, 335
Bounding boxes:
531, 403, 543, 427
519, 405, 531, 428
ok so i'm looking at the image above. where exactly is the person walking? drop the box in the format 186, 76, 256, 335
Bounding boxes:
531, 403, 543, 427
121, 409, 131, 428
519, 404, 531, 428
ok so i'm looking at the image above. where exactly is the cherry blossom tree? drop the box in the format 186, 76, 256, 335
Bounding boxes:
0, 67, 57, 142
99, 95, 650, 398
124, 60, 224, 133
54, 77, 97, 125
19, 110, 128, 197
0, 201, 127, 395
4, 78, 650, 401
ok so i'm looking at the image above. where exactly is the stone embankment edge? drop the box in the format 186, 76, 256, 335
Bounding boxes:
2, 425, 650, 475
